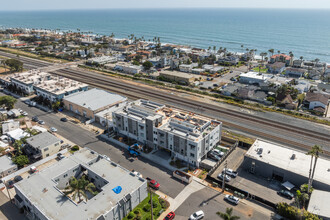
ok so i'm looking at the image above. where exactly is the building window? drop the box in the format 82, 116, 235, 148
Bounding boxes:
190, 153, 195, 158
44, 147, 49, 151
55, 143, 59, 146
64, 174, 68, 178
46, 154, 49, 157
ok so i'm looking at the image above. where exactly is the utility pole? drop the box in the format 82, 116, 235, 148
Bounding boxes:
105, 111, 110, 137
222, 160, 227, 192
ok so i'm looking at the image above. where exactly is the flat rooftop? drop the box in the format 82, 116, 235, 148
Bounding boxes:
240, 72, 267, 80
0, 156, 16, 172
160, 70, 196, 79
308, 189, 330, 218
15, 148, 146, 220
64, 88, 127, 112
246, 139, 330, 185
26, 132, 61, 150
10, 70, 49, 85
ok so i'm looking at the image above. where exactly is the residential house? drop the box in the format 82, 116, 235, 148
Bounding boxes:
304, 92, 329, 114
285, 67, 307, 78
0, 156, 17, 178
159, 70, 196, 85
239, 72, 267, 85
217, 56, 239, 65
267, 62, 286, 74
24, 132, 62, 160
276, 93, 297, 109
2, 120, 20, 134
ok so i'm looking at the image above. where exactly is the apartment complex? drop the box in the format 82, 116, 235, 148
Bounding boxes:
9, 70, 49, 95
112, 100, 222, 167
14, 148, 148, 220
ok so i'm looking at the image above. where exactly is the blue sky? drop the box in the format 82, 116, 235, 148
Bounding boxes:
2, 0, 330, 11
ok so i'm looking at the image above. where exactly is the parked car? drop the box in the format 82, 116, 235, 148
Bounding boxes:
223, 168, 238, 178
212, 149, 224, 157
50, 127, 57, 132
147, 178, 160, 190
224, 195, 239, 205
189, 210, 204, 220
277, 190, 294, 199
7, 180, 15, 188
22, 111, 28, 116
217, 173, 231, 182
60, 117, 68, 122
14, 175, 23, 182
57, 153, 65, 160
164, 211, 175, 220
32, 116, 39, 122
208, 151, 221, 161
38, 120, 45, 125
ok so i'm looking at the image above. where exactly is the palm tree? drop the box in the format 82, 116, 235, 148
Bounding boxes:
277, 50, 281, 54
260, 52, 267, 62
241, 44, 244, 52
307, 145, 323, 192
310, 145, 323, 187
217, 208, 240, 220
63, 176, 97, 202
300, 56, 304, 62
268, 49, 274, 56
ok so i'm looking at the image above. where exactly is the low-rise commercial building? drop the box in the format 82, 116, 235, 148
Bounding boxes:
159, 70, 196, 85
308, 190, 330, 220
86, 56, 118, 65
25, 132, 62, 160
114, 63, 142, 75
113, 100, 222, 167
14, 148, 148, 220
63, 88, 127, 121
239, 72, 267, 85
0, 156, 17, 178
243, 139, 330, 191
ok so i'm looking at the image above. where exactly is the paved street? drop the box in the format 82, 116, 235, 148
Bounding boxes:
0, 191, 27, 220
175, 187, 273, 220
11, 96, 186, 198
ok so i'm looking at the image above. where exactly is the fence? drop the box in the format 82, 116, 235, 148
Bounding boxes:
208, 140, 238, 176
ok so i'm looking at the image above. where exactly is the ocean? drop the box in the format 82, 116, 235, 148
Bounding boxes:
0, 8, 330, 62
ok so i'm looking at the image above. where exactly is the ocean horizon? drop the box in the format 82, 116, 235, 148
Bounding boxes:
1, 8, 330, 62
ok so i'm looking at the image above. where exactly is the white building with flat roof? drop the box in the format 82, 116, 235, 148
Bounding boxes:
243, 139, 330, 191
113, 100, 222, 167
14, 148, 148, 220
0, 156, 17, 178
308, 190, 330, 220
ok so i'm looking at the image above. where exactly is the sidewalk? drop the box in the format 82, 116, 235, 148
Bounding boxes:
157, 179, 206, 219
99, 134, 180, 172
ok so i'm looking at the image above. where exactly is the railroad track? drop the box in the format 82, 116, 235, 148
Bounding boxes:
52, 68, 330, 154
54, 68, 330, 143
0, 50, 51, 68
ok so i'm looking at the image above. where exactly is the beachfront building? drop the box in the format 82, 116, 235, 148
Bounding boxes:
285, 67, 307, 78
112, 100, 222, 167
14, 148, 148, 220
243, 139, 330, 191
270, 54, 292, 66
267, 62, 286, 74
63, 88, 127, 122
34, 75, 88, 103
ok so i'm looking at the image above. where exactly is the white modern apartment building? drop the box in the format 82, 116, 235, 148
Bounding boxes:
34, 75, 88, 102
14, 148, 148, 220
9, 70, 49, 95
112, 100, 222, 167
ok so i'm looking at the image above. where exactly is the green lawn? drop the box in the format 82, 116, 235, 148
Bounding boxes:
253, 67, 268, 73
123, 193, 168, 220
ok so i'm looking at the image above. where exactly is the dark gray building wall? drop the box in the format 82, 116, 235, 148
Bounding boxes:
243, 156, 330, 191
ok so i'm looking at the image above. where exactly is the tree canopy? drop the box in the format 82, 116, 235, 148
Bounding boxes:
0, 96, 17, 109
13, 155, 29, 167
3, 59, 23, 72
142, 61, 153, 70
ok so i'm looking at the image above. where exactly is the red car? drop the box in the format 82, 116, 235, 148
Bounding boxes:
148, 179, 160, 190
164, 211, 175, 220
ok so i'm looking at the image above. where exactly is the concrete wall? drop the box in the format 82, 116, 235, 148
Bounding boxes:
41, 141, 61, 158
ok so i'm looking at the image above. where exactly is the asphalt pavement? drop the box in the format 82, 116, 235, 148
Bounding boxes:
175, 187, 272, 220
11, 96, 186, 198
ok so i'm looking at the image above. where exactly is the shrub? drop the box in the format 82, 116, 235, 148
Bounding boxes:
133, 208, 142, 215
71, 145, 79, 152
152, 201, 159, 208
159, 198, 169, 209
143, 204, 151, 212
127, 212, 135, 219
